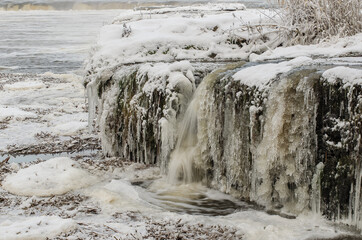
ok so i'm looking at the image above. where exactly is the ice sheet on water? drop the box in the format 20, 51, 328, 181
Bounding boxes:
0, 72, 89, 152
51, 121, 88, 136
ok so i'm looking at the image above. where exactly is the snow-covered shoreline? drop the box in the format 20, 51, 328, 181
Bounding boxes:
0, 3, 361, 240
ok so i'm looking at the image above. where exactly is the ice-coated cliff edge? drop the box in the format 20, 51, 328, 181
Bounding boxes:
84, 4, 268, 164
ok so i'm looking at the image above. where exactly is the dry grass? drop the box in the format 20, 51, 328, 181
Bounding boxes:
228, 0, 361, 55
276, 0, 362, 44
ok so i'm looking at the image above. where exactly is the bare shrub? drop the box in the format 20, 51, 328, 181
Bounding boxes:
277, 0, 362, 44
228, 0, 361, 56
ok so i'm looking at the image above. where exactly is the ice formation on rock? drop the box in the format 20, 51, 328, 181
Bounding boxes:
167, 61, 361, 230
85, 4, 362, 231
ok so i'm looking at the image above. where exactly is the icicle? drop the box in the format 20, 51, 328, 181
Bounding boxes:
86, 79, 98, 132
312, 162, 324, 215
354, 165, 362, 227
349, 182, 354, 223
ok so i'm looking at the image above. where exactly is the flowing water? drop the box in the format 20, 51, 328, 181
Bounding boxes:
167, 62, 246, 184
136, 179, 250, 216
0, 10, 120, 73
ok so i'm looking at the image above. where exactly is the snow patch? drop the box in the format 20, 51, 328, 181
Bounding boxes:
2, 157, 98, 196
250, 33, 362, 62
0, 216, 75, 240
0, 106, 37, 121
140, 61, 194, 95
232, 56, 313, 89
322, 66, 362, 87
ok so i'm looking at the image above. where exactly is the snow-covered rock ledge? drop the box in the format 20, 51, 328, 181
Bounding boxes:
84, 3, 253, 77
84, 4, 272, 165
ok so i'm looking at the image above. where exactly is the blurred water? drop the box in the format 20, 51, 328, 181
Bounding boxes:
0, 10, 120, 74
0, 0, 269, 11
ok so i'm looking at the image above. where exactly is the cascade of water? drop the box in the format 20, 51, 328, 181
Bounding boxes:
167, 63, 244, 184
167, 99, 199, 184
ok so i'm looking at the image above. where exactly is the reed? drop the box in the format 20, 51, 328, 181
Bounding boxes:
276, 0, 362, 44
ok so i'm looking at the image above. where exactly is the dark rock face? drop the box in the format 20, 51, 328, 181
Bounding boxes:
317, 80, 361, 221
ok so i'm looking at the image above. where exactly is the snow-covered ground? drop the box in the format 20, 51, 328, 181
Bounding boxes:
0, 72, 100, 159
85, 4, 266, 77
1, 157, 357, 240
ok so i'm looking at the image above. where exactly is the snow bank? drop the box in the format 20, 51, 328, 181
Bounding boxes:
322, 66, 362, 87
139, 60, 194, 95
85, 6, 268, 77
250, 33, 362, 62
0, 216, 75, 240
0, 106, 37, 121
2, 157, 98, 196
232, 56, 313, 89
3, 81, 45, 91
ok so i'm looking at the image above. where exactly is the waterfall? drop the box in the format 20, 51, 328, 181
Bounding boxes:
167, 99, 199, 184
164, 62, 361, 231
167, 63, 245, 184
90, 56, 361, 231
